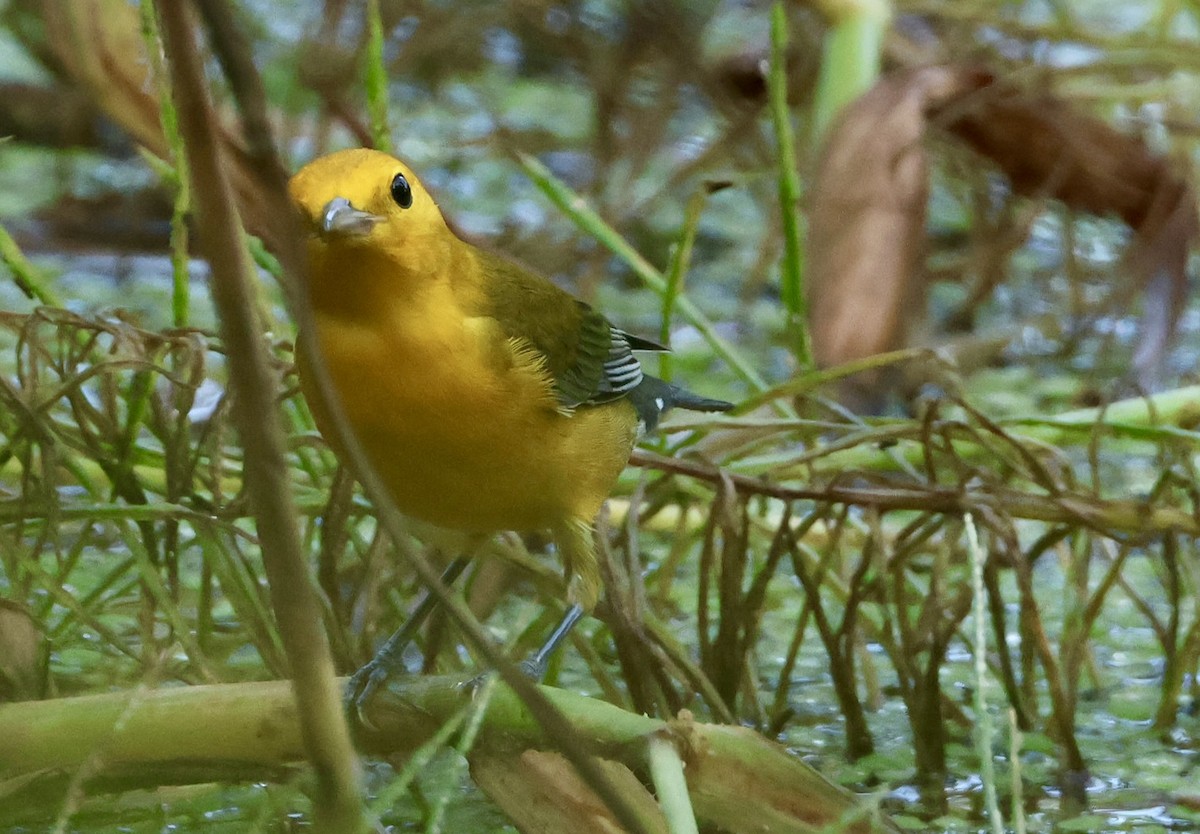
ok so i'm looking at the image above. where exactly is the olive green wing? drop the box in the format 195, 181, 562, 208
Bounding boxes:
475, 251, 655, 409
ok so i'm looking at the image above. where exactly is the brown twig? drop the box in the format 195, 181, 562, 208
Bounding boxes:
630, 449, 1200, 536
153, 4, 365, 831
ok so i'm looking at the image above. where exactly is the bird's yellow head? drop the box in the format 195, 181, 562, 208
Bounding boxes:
289, 148, 452, 270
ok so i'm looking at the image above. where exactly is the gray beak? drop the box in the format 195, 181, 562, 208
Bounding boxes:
319, 197, 382, 237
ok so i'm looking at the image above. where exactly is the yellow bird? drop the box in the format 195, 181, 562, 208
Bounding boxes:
289, 148, 731, 684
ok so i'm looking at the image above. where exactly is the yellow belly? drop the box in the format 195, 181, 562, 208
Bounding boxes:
298, 311, 637, 534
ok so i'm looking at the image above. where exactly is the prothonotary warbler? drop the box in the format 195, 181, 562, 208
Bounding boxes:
288, 148, 732, 692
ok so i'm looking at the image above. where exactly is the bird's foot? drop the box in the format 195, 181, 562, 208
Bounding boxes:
464, 604, 584, 689
344, 654, 403, 728
459, 652, 547, 696
517, 653, 549, 682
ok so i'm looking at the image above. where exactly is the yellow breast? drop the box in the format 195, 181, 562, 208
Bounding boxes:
299, 296, 637, 534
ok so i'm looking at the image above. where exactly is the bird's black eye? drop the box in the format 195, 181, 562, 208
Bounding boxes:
390, 173, 413, 209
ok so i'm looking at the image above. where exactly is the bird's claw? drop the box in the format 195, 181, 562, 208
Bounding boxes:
518, 655, 548, 681
344, 659, 394, 730
459, 653, 547, 695
458, 670, 495, 697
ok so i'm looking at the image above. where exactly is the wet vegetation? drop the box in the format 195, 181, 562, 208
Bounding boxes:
1, 1, 1200, 832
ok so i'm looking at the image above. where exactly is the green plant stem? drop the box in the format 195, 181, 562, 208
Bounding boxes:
515, 151, 767, 394
767, 2, 811, 368
966, 514, 1004, 834
1009, 708, 1027, 834
367, 695, 472, 821
424, 674, 499, 834
139, 0, 191, 328
0, 222, 59, 307
114, 516, 215, 680
659, 187, 707, 382
365, 0, 390, 151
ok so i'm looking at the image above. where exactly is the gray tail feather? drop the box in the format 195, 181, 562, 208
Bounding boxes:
631, 375, 733, 433
666, 386, 735, 414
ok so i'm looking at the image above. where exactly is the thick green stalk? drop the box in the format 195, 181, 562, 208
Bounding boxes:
0, 677, 900, 833
810, 0, 891, 139
648, 734, 699, 834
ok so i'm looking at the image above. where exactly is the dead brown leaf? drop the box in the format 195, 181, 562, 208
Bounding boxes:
471, 749, 667, 834
806, 66, 983, 410
806, 64, 1198, 409
935, 72, 1197, 388
12, 0, 289, 253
